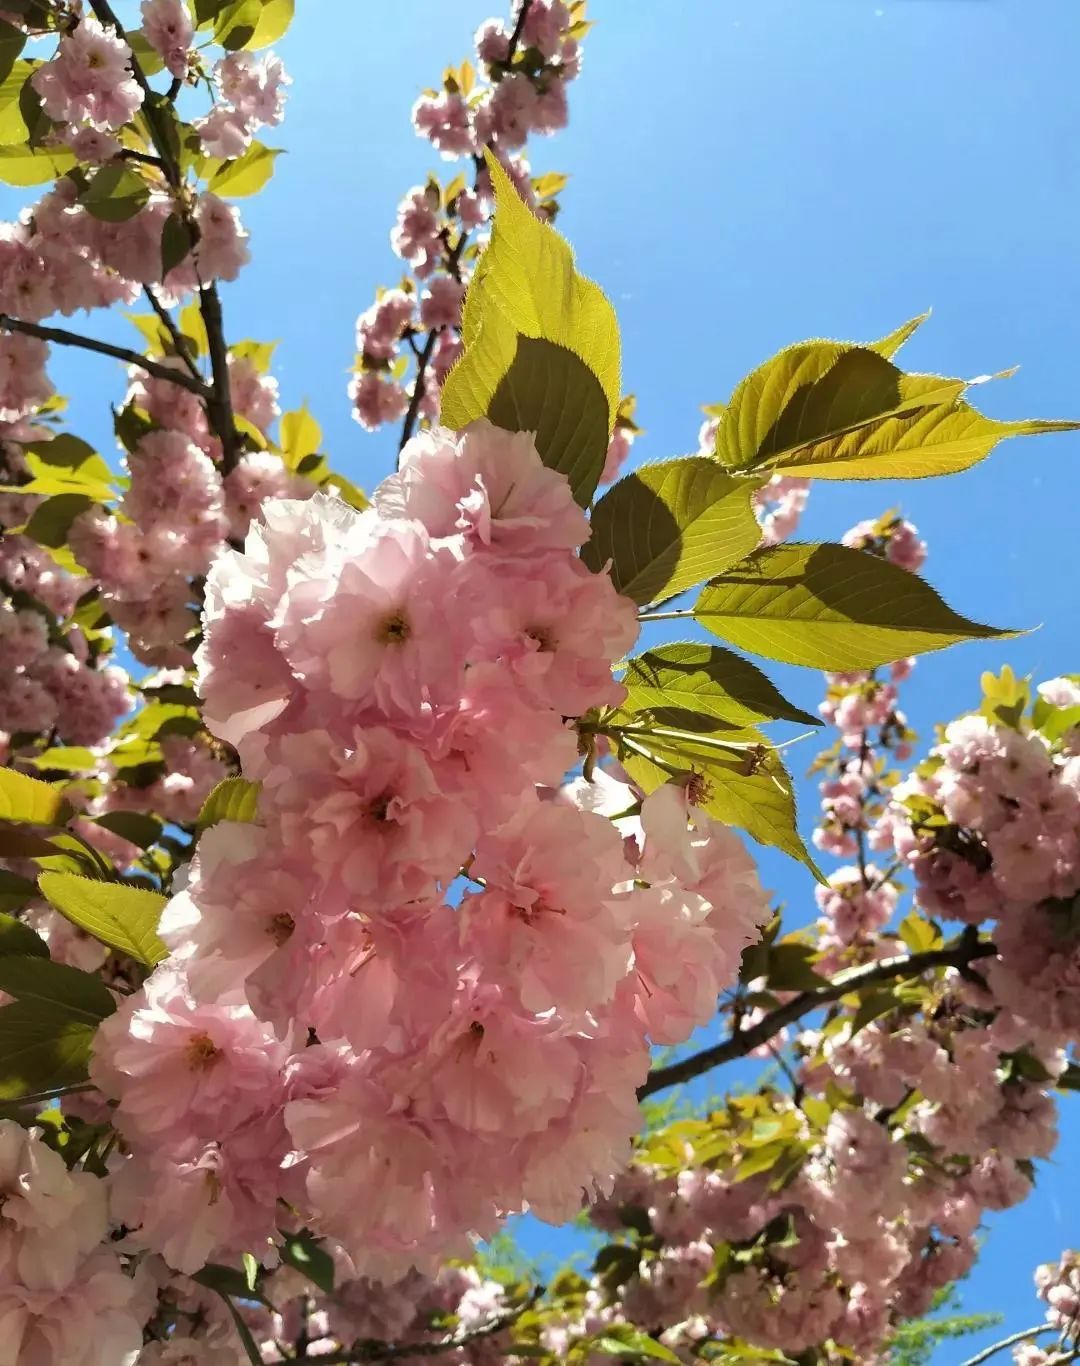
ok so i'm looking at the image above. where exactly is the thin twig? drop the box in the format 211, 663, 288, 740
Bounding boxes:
638, 935, 997, 1099
396, 0, 535, 453
289, 1289, 543, 1363
0, 314, 209, 396
959, 1324, 1054, 1366
143, 286, 203, 382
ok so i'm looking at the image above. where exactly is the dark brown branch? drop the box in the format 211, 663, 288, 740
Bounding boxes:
198, 281, 241, 475
638, 934, 997, 1100
143, 286, 203, 383
289, 1289, 543, 1363
0, 314, 210, 397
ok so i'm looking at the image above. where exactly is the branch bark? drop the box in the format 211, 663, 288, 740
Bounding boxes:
960, 1324, 1054, 1366
0, 314, 210, 397
638, 934, 997, 1100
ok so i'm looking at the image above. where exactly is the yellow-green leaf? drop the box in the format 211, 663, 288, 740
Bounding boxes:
620, 642, 820, 729
246, 0, 294, 47
0, 140, 75, 186
198, 777, 260, 830
37, 874, 167, 967
441, 149, 620, 505
580, 457, 762, 605
209, 141, 281, 198
280, 404, 322, 466
870, 311, 930, 359
0, 957, 115, 1023
0, 769, 73, 826
692, 542, 1012, 671
0, 59, 31, 142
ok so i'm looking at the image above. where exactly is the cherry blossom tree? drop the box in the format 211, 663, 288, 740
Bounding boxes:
0, 3, 1076, 1363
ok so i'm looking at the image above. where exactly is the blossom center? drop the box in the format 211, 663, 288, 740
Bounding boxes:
186, 1032, 223, 1071
267, 912, 295, 947
525, 624, 556, 652
377, 610, 411, 644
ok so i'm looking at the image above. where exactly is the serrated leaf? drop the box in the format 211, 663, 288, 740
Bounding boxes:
80, 163, 150, 223
0, 768, 73, 826
198, 778, 260, 830
870, 311, 930, 359
617, 727, 820, 876
37, 874, 167, 967
487, 336, 610, 505
25, 747, 98, 774
0, 957, 115, 1023
692, 543, 1011, 670
620, 643, 820, 729
0, 909, 47, 952
246, 0, 294, 47
280, 404, 321, 466
161, 211, 195, 276
208, 141, 280, 197
92, 811, 163, 850
580, 457, 761, 605
22, 493, 94, 549
441, 150, 619, 506
0, 1000, 94, 1100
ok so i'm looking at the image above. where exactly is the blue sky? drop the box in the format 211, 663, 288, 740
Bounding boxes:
8, 0, 1080, 1355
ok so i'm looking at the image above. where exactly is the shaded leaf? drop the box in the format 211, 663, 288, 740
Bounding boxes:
581, 457, 761, 605
0, 957, 115, 1023
441, 150, 619, 506
0, 909, 47, 953
620, 643, 820, 729
22, 493, 94, 549
279, 1230, 335, 1294
0, 1000, 94, 1100
692, 543, 1011, 670
92, 811, 163, 850
80, 163, 150, 223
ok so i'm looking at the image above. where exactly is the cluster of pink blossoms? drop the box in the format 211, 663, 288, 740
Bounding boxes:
351, 0, 592, 435
0, 444, 131, 750
89, 421, 771, 1281
887, 677, 1080, 1040
0, 1121, 154, 1364
1011, 1251, 1080, 1365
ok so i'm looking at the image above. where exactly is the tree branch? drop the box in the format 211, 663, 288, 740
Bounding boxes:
0, 314, 210, 397
638, 934, 997, 1100
288, 1289, 542, 1363
197, 280, 241, 475
143, 286, 203, 383
960, 1324, 1054, 1366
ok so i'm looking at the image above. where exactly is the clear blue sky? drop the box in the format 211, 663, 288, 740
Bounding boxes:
10, 0, 1080, 1354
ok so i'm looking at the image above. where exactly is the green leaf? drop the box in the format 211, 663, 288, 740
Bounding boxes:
198, 778, 260, 830
763, 943, 829, 992
617, 728, 820, 876
161, 211, 196, 276
898, 911, 942, 954
593, 1330, 681, 1362
22, 493, 94, 549
37, 874, 167, 967
486, 335, 611, 507
870, 311, 930, 359
242, 1251, 259, 1293
0, 1000, 95, 1100
18, 75, 52, 147
25, 747, 99, 774
0, 768, 73, 826
323, 472, 369, 511
580, 457, 762, 606
0, 910, 48, 954
0, 957, 115, 1023
710, 332, 1079, 482
441, 150, 620, 506
280, 404, 322, 466
692, 542, 1011, 671
80, 164, 150, 223
246, 0, 294, 47
91, 811, 163, 850
219, 1294, 263, 1366
0, 20, 26, 83
0, 142, 73, 187
208, 141, 281, 197
0, 59, 31, 142
620, 643, 820, 729
192, 1263, 262, 1300
126, 28, 166, 76
230, 338, 278, 372
212, 0, 261, 48
279, 1230, 335, 1294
